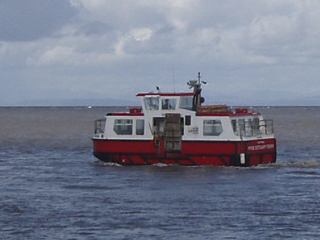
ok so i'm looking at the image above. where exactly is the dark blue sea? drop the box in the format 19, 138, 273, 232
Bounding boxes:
0, 106, 320, 240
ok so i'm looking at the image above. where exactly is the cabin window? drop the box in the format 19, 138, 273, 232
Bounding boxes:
162, 98, 177, 110
231, 119, 237, 133
113, 119, 133, 135
185, 115, 191, 126
144, 97, 159, 110
180, 96, 193, 110
203, 120, 223, 136
136, 119, 145, 135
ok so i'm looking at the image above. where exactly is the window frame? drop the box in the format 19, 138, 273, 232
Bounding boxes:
144, 97, 159, 110
161, 98, 177, 110
113, 119, 133, 135
179, 96, 193, 110
136, 119, 145, 135
203, 119, 223, 136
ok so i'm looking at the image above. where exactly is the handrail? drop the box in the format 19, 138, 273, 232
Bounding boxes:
260, 119, 274, 135
94, 118, 106, 135
233, 119, 274, 137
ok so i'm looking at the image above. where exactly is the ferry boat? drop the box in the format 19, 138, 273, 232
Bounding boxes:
93, 73, 276, 166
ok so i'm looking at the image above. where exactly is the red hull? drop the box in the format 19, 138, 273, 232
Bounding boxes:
93, 138, 276, 167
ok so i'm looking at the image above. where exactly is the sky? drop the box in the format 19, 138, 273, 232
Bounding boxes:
1, 0, 320, 106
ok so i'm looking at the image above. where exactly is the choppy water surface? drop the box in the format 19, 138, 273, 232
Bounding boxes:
0, 107, 320, 239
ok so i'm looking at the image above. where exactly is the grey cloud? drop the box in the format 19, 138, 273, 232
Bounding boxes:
123, 26, 175, 55
76, 21, 113, 36
1, 0, 320, 106
0, 0, 77, 41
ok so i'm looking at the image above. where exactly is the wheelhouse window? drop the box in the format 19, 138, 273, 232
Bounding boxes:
180, 96, 193, 110
113, 119, 133, 135
136, 119, 145, 135
144, 97, 159, 110
203, 120, 223, 136
162, 98, 177, 110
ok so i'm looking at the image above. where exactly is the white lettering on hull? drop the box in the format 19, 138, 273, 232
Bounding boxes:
248, 144, 275, 151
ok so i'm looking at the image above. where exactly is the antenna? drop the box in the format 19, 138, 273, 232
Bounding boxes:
187, 72, 204, 111
197, 72, 207, 85
172, 68, 176, 93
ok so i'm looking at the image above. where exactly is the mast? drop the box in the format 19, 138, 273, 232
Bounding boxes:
187, 72, 203, 111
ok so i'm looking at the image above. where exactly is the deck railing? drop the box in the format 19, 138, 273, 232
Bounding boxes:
94, 119, 106, 136
259, 119, 274, 135
233, 119, 274, 137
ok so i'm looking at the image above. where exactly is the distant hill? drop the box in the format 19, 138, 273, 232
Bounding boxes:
7, 98, 138, 107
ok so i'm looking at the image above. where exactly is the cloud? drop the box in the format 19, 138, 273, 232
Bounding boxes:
0, 0, 77, 41
1, 0, 320, 105
76, 21, 113, 36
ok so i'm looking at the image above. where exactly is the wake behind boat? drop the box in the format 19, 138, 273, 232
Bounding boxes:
92, 73, 276, 166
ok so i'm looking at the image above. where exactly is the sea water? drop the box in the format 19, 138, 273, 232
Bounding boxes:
0, 106, 319, 240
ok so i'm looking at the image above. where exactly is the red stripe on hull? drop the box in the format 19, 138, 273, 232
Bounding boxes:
93, 138, 276, 167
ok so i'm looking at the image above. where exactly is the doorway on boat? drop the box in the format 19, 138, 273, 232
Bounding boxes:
164, 113, 182, 153
153, 114, 183, 153
153, 117, 165, 148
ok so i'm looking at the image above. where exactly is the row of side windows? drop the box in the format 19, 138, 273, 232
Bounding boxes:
113, 118, 223, 136
113, 119, 145, 135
